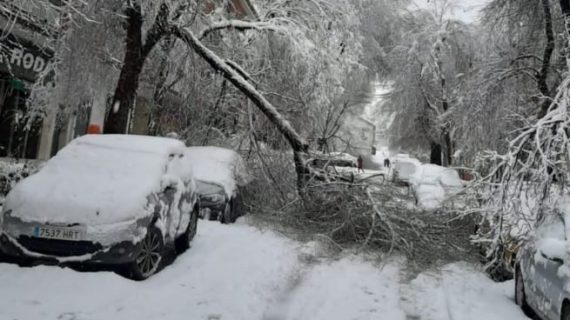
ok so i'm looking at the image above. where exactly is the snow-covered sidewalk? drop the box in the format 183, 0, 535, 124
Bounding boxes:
0, 220, 528, 320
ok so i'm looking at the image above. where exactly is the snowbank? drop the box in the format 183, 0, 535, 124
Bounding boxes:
184, 146, 250, 197
4, 135, 187, 225
412, 164, 464, 209
401, 263, 527, 320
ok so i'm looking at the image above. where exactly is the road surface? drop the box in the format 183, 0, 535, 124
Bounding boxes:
0, 220, 528, 320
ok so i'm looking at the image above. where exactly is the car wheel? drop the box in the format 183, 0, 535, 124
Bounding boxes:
515, 266, 530, 313
222, 202, 232, 224
130, 227, 164, 280
175, 207, 199, 253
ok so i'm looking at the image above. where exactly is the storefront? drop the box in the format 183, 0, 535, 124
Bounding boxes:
0, 32, 52, 159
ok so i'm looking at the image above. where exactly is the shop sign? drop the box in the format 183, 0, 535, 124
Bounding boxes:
0, 33, 52, 82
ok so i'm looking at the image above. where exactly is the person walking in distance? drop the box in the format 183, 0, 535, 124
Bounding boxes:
357, 155, 364, 173
384, 157, 391, 169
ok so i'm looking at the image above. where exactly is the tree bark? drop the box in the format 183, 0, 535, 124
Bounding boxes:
171, 25, 311, 190
104, 4, 170, 134
538, 0, 555, 118
560, 0, 570, 32
430, 142, 442, 166
440, 68, 453, 166
560, 1, 570, 67
443, 129, 453, 166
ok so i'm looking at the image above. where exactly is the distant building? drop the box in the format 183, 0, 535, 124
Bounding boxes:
336, 116, 376, 156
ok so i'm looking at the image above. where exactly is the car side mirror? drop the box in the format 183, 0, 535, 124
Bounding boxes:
161, 176, 179, 193
164, 183, 177, 193
539, 238, 566, 264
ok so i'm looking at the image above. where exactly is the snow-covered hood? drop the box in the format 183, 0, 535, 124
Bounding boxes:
3, 135, 186, 225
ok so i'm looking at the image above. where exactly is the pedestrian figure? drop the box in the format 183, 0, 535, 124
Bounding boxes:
384, 158, 390, 168
357, 155, 364, 173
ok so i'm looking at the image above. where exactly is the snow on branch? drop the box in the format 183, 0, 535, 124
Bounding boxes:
473, 71, 570, 277
172, 25, 308, 154
198, 20, 281, 40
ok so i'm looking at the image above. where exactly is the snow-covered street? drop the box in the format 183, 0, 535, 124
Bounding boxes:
0, 220, 528, 320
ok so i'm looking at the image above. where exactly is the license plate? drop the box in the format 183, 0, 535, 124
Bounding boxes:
33, 225, 85, 241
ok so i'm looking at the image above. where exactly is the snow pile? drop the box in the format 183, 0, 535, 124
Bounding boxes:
412, 164, 464, 209
184, 146, 250, 197
400, 263, 527, 320
4, 135, 187, 225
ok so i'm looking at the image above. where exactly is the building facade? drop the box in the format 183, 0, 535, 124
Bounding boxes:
0, 2, 56, 160
1, 0, 257, 160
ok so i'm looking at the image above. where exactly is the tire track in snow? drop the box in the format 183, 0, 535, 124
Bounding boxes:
262, 250, 406, 320
261, 248, 322, 320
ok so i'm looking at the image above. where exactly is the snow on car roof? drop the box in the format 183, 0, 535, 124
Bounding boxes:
184, 146, 249, 197
4, 135, 187, 225
412, 164, 463, 210
73, 134, 185, 155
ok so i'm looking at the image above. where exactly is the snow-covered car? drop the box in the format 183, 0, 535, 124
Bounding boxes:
309, 152, 357, 169
0, 135, 199, 280
411, 164, 464, 209
307, 152, 357, 182
515, 207, 570, 320
391, 156, 420, 186
184, 146, 250, 223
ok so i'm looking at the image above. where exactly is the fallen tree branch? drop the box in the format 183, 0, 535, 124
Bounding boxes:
171, 24, 311, 191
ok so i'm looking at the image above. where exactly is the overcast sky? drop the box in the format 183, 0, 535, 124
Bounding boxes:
410, 0, 491, 24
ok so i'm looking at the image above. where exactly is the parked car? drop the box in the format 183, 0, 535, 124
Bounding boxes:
0, 134, 199, 280
309, 152, 357, 169
411, 164, 464, 209
184, 146, 250, 223
306, 152, 357, 183
391, 156, 420, 186
515, 209, 570, 319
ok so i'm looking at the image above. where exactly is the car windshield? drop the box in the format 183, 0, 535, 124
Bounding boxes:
196, 180, 225, 195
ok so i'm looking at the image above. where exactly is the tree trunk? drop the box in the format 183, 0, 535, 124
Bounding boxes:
430, 142, 442, 165
171, 26, 311, 190
538, 0, 555, 118
560, 1, 570, 67
560, 0, 570, 35
104, 5, 145, 134
440, 72, 453, 166
443, 130, 453, 166
105, 4, 170, 134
